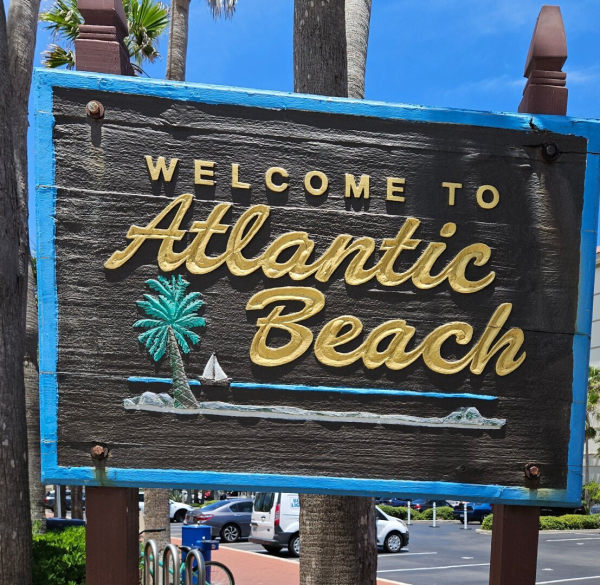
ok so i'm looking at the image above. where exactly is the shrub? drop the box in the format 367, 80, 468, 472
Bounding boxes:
191, 499, 219, 508
481, 514, 600, 531
33, 527, 86, 585
421, 506, 455, 520
379, 505, 423, 521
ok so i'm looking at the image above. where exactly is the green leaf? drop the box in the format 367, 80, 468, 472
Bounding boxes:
42, 44, 75, 69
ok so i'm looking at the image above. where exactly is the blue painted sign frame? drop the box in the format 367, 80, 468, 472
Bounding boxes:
35, 68, 600, 505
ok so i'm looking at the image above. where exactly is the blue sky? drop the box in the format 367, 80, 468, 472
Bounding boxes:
28, 0, 600, 250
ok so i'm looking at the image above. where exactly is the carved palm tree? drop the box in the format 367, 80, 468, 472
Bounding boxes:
40, 0, 169, 73
166, 0, 236, 81
135, 275, 205, 408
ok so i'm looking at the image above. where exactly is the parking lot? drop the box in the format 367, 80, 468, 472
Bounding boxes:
172, 522, 600, 584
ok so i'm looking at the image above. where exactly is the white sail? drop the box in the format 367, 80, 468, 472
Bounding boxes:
200, 353, 231, 385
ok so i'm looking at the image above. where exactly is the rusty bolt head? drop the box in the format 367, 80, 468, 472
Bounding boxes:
85, 100, 104, 119
90, 444, 109, 460
524, 463, 541, 480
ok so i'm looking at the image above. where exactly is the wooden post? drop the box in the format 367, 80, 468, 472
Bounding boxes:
75, 3, 137, 583
490, 7, 568, 584
75, 0, 134, 75
518, 5, 567, 115
86, 487, 139, 585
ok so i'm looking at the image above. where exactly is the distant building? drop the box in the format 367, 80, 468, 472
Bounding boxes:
585, 247, 600, 483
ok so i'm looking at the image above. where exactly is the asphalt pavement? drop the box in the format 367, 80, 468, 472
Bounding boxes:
172, 521, 600, 584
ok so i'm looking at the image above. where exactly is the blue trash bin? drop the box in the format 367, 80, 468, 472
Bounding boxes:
181, 525, 219, 583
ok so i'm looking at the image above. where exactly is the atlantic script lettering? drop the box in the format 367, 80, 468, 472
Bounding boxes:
105, 194, 526, 375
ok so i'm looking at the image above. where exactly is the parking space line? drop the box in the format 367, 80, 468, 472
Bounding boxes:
545, 538, 600, 542
377, 563, 490, 573
535, 577, 600, 584
398, 552, 437, 556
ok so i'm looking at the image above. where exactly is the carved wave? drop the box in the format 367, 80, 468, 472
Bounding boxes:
123, 393, 505, 429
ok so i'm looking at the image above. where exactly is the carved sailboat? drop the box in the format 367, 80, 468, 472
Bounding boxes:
199, 352, 231, 386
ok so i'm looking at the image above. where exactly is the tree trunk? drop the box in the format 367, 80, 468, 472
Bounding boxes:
71, 485, 84, 520
143, 489, 172, 552
25, 261, 46, 531
300, 495, 377, 585
345, 0, 371, 99
294, 2, 377, 583
0, 4, 32, 582
166, 0, 191, 81
294, 0, 348, 96
168, 327, 197, 407
7, 0, 43, 543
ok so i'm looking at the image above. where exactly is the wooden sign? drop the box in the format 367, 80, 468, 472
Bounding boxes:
35, 69, 600, 505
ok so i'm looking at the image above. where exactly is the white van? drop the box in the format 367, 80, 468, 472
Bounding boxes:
250, 492, 301, 557
249, 492, 409, 557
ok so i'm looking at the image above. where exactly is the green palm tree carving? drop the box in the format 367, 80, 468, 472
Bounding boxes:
134, 275, 204, 409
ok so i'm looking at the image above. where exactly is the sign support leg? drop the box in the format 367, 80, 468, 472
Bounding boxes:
489, 505, 539, 585
86, 487, 139, 585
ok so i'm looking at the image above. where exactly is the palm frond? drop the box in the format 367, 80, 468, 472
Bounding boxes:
174, 324, 202, 345
133, 318, 164, 329
40, 0, 83, 43
171, 327, 191, 354
206, 0, 237, 19
125, 0, 169, 66
41, 44, 75, 69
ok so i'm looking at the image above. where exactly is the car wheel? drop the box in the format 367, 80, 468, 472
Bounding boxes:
288, 533, 300, 557
384, 532, 403, 554
220, 523, 240, 543
174, 509, 186, 523
262, 545, 283, 554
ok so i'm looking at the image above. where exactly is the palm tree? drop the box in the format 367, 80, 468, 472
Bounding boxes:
40, 0, 169, 73
166, 0, 236, 81
345, 0, 372, 99
294, 2, 377, 583
586, 366, 600, 485
134, 275, 205, 408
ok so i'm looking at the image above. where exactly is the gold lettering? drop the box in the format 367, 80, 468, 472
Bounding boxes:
345, 173, 370, 199
195, 160, 215, 186
442, 181, 462, 206
265, 167, 289, 193
315, 316, 364, 367
304, 170, 328, 196
247, 287, 325, 367
186, 203, 232, 274
105, 193, 192, 270
476, 185, 500, 209
470, 303, 526, 376
386, 177, 405, 202
231, 163, 251, 189
226, 205, 270, 276
145, 155, 179, 182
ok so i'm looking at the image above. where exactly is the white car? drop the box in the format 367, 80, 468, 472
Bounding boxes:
376, 506, 409, 553
139, 493, 193, 523
250, 492, 409, 557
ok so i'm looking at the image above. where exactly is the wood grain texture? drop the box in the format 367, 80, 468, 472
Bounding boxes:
49, 89, 589, 491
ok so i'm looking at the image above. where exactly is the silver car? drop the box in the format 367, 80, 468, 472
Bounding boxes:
184, 499, 254, 542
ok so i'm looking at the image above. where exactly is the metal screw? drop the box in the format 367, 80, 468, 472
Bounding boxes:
85, 100, 104, 119
524, 462, 541, 479
541, 142, 560, 162
90, 444, 109, 460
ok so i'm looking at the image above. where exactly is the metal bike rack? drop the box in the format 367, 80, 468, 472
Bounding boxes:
162, 544, 181, 585
184, 548, 206, 585
143, 539, 159, 584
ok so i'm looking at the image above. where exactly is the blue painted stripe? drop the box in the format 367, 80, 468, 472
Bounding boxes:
39, 462, 579, 506
567, 139, 600, 503
35, 70, 59, 476
34, 68, 600, 137
230, 382, 497, 401
127, 376, 497, 400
